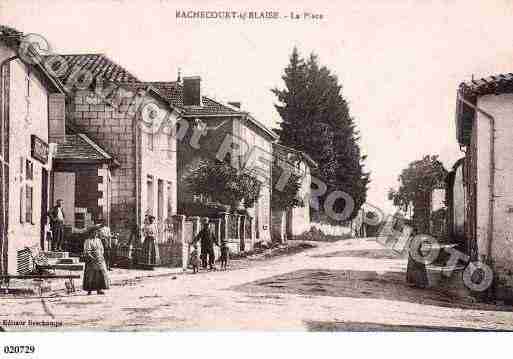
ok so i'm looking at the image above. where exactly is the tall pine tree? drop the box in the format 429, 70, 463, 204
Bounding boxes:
272, 48, 370, 221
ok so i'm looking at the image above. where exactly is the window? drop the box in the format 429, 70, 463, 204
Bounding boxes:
19, 157, 24, 223
157, 179, 164, 221
25, 159, 34, 223
147, 132, 154, 151
19, 186, 24, 224
167, 181, 173, 218
26, 160, 33, 180
25, 185, 33, 223
146, 175, 154, 215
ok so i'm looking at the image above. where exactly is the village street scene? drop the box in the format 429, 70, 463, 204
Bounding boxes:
1, 1, 513, 336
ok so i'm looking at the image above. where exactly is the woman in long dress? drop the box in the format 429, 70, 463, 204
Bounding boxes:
142, 215, 160, 267
83, 225, 110, 295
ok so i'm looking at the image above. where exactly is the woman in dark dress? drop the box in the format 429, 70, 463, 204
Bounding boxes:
141, 215, 160, 267
83, 225, 110, 295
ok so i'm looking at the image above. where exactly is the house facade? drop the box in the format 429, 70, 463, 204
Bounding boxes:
150, 77, 278, 243
455, 74, 513, 299
0, 26, 66, 274
271, 143, 316, 242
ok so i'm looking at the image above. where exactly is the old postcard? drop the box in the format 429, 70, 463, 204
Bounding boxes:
0, 0, 512, 350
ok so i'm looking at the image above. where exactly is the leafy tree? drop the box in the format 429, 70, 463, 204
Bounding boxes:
271, 159, 304, 211
388, 155, 448, 213
182, 158, 262, 211
272, 48, 369, 220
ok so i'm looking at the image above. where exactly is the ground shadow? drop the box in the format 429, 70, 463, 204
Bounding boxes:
310, 249, 407, 260
232, 269, 513, 312
304, 320, 511, 332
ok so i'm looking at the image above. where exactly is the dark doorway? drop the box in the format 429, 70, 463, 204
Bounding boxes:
40, 168, 48, 250
0, 63, 10, 275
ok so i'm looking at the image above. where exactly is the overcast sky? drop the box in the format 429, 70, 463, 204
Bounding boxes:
2, 0, 512, 214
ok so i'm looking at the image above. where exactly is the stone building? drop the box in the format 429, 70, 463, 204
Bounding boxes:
41, 54, 180, 242
0, 26, 67, 274
147, 77, 278, 243
455, 73, 513, 300
271, 143, 317, 242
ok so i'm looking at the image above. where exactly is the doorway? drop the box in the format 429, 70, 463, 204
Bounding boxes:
40, 168, 48, 250
0, 63, 9, 274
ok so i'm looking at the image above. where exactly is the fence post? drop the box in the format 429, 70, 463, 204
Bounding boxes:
220, 212, 229, 245
213, 218, 221, 242
191, 216, 201, 239
173, 214, 186, 271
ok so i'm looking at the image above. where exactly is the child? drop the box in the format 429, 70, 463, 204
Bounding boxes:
220, 240, 229, 270
190, 243, 200, 274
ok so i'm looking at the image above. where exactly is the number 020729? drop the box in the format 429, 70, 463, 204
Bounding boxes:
3, 345, 36, 354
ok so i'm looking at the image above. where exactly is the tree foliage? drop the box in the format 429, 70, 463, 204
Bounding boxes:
271, 159, 304, 211
388, 155, 448, 212
272, 48, 370, 220
182, 158, 262, 211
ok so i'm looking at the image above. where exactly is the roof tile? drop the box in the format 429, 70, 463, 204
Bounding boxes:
42, 53, 140, 86
147, 81, 241, 116
54, 133, 113, 162
460, 72, 513, 97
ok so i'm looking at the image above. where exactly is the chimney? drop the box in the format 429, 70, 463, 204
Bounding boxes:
228, 101, 241, 109
48, 93, 66, 144
183, 76, 201, 106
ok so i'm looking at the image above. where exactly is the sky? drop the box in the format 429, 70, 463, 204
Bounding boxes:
2, 0, 513, 214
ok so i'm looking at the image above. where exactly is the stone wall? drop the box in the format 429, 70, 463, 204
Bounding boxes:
67, 89, 178, 240
68, 90, 136, 233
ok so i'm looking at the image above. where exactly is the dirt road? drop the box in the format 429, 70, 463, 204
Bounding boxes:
1, 238, 512, 331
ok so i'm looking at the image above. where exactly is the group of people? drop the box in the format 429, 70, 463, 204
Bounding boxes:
48, 205, 229, 294
81, 215, 160, 296
189, 218, 230, 273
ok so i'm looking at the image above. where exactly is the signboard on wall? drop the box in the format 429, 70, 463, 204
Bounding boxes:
31, 135, 49, 164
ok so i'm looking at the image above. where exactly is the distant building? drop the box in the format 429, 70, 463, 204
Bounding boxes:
148, 78, 278, 243
271, 143, 317, 242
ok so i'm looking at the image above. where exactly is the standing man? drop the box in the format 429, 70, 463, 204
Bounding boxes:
49, 199, 65, 251
194, 218, 219, 270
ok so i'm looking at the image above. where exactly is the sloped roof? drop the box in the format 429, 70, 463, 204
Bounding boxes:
54, 133, 116, 163
0, 25, 23, 40
147, 81, 241, 116
459, 73, 513, 98
43, 53, 140, 85
147, 81, 278, 140
455, 72, 513, 145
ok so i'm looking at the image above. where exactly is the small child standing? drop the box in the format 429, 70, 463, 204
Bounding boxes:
220, 240, 229, 270
190, 244, 200, 274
